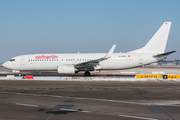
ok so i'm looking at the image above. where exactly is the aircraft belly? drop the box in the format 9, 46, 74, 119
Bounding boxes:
101, 61, 140, 70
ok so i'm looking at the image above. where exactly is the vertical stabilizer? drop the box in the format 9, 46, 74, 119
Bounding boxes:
129, 22, 171, 54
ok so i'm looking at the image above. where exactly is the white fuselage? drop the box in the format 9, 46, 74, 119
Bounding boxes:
3, 53, 164, 72
2, 22, 173, 75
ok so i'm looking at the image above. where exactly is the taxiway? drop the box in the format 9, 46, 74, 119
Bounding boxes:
0, 80, 180, 120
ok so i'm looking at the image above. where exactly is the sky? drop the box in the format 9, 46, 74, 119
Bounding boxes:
0, 0, 180, 63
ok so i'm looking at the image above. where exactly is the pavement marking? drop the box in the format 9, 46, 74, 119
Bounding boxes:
118, 114, 158, 120
15, 103, 38, 107
80, 110, 158, 120
6, 92, 158, 120
60, 108, 78, 112
81, 111, 91, 113
60, 108, 158, 120
2, 91, 180, 106
2, 91, 144, 105
46, 114, 53, 120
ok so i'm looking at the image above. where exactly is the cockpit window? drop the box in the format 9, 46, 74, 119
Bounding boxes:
9, 59, 15, 62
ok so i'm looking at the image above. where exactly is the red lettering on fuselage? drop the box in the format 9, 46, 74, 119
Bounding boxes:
35, 55, 58, 59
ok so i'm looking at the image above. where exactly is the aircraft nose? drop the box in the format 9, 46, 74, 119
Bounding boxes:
2, 62, 9, 68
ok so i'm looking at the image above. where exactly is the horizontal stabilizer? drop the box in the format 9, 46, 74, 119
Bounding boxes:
153, 50, 177, 57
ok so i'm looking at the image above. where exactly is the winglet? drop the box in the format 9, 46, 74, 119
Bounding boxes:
104, 44, 116, 58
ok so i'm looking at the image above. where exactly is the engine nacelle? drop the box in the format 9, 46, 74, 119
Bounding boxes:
57, 65, 77, 74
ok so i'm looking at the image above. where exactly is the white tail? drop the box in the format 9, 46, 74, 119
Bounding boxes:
129, 22, 171, 54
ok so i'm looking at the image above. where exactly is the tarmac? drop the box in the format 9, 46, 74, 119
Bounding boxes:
0, 80, 180, 120
0, 66, 180, 120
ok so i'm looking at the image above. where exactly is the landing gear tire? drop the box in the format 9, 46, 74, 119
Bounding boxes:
84, 71, 90, 76
19, 72, 21, 76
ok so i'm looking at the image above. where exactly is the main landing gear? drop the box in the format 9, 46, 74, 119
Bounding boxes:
84, 71, 90, 76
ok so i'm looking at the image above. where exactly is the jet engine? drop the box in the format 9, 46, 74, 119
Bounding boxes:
57, 65, 78, 74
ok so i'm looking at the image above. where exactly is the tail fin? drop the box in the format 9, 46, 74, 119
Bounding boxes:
129, 22, 171, 54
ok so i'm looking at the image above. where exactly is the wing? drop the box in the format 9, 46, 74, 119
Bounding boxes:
74, 44, 116, 71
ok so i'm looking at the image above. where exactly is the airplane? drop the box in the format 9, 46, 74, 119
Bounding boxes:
3, 22, 176, 76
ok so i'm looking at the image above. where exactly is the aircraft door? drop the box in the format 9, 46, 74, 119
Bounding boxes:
139, 55, 143, 64
20, 56, 25, 65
